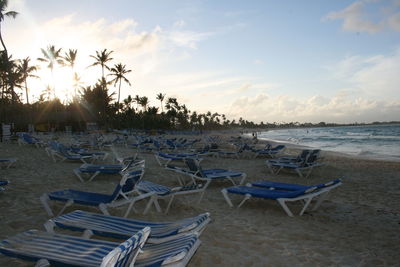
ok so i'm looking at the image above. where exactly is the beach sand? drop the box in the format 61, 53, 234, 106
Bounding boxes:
0, 134, 399, 266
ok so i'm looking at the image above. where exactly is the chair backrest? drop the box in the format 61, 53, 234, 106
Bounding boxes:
185, 158, 199, 172
101, 226, 150, 267
110, 169, 145, 201
185, 158, 206, 177
297, 150, 311, 163
305, 149, 321, 165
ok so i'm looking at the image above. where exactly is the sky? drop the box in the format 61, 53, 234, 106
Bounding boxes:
4, 0, 400, 123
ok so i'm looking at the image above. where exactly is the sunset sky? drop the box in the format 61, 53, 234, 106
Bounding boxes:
5, 0, 400, 123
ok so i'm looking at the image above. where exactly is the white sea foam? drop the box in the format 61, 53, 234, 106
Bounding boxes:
257, 124, 400, 161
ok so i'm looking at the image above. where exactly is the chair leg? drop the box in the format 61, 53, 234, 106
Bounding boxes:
99, 203, 110, 216
143, 195, 161, 215
196, 191, 206, 204
165, 195, 176, 214
299, 197, 313, 216
73, 169, 85, 183
88, 171, 101, 182
57, 199, 74, 216
40, 194, 54, 217
295, 169, 304, 178
276, 199, 294, 217
237, 194, 251, 208
43, 220, 55, 233
239, 174, 247, 185
221, 189, 234, 207
312, 192, 330, 211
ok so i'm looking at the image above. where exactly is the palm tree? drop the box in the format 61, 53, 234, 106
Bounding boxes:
134, 94, 141, 111
63, 49, 79, 97
63, 49, 77, 69
0, 0, 18, 57
89, 49, 113, 80
37, 45, 64, 98
139, 96, 149, 112
72, 72, 84, 97
156, 93, 165, 112
108, 63, 131, 109
17, 57, 38, 104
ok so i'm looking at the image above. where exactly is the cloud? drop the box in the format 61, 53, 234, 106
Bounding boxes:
325, 1, 383, 33
225, 48, 400, 123
328, 48, 400, 99
387, 12, 400, 31
227, 93, 400, 123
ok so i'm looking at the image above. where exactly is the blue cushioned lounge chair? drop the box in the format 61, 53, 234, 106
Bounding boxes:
266, 149, 323, 178
154, 152, 201, 167
0, 227, 150, 267
135, 180, 208, 214
40, 169, 155, 218
45, 209, 210, 243
73, 159, 145, 182
252, 144, 286, 158
184, 158, 246, 186
0, 226, 201, 267
221, 178, 342, 216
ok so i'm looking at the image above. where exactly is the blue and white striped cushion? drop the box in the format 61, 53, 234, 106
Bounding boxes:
51, 210, 210, 241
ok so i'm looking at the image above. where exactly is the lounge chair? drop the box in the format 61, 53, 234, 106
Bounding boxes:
221, 178, 342, 216
17, 133, 44, 148
50, 143, 94, 163
134, 180, 207, 214
0, 227, 150, 267
265, 149, 323, 178
73, 159, 145, 182
45, 209, 210, 243
40, 169, 155, 218
0, 158, 17, 168
184, 158, 247, 186
252, 144, 286, 158
0, 226, 202, 267
154, 152, 201, 166
0, 180, 9, 191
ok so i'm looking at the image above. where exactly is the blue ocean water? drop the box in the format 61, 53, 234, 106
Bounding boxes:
256, 124, 400, 161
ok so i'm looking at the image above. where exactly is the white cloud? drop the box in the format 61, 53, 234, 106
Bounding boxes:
227, 93, 400, 123
325, 1, 383, 33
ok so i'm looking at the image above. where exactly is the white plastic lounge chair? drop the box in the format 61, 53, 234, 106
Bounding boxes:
17, 133, 44, 148
184, 158, 247, 186
0, 158, 17, 168
73, 159, 145, 182
154, 152, 201, 166
134, 181, 208, 214
45, 209, 210, 243
40, 169, 155, 218
0, 227, 150, 267
266, 149, 323, 178
50, 143, 94, 163
0, 226, 201, 267
221, 178, 342, 216
252, 145, 286, 158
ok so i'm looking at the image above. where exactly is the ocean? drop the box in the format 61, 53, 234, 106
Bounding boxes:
255, 124, 400, 161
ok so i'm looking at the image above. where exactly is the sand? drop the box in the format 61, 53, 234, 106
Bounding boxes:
0, 134, 399, 266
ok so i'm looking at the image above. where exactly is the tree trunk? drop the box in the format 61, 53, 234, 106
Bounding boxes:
25, 79, 29, 104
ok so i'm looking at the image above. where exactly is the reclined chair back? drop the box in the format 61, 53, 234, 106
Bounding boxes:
101, 227, 150, 267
